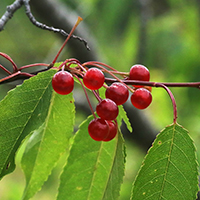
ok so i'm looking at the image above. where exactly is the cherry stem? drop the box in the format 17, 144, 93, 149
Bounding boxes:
67, 58, 82, 65
76, 63, 87, 73
0, 52, 18, 72
155, 83, 177, 124
73, 74, 96, 119
51, 17, 83, 65
83, 63, 134, 92
0, 64, 12, 75
19, 63, 49, 70
92, 90, 102, 103
105, 78, 200, 89
83, 61, 120, 74
56, 59, 70, 71
0, 71, 34, 84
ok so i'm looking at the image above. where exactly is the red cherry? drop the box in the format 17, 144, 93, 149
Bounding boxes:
103, 121, 118, 141
52, 71, 74, 95
131, 88, 152, 109
88, 118, 109, 141
129, 64, 150, 88
96, 99, 119, 120
105, 82, 129, 105
83, 68, 105, 90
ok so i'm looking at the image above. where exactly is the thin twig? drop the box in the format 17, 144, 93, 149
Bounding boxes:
0, 0, 90, 50
23, 0, 90, 50
73, 74, 96, 119
0, 52, 18, 72
0, 64, 12, 75
105, 78, 200, 89
52, 17, 83, 64
0, 0, 23, 31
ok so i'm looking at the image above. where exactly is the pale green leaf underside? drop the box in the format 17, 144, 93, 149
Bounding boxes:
118, 105, 132, 132
57, 115, 126, 200
0, 69, 58, 178
21, 91, 75, 200
131, 123, 199, 200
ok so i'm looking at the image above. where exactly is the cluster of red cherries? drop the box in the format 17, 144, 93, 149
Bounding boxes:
52, 62, 152, 142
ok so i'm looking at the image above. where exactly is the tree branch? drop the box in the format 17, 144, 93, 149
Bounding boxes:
0, 0, 90, 51
0, 0, 157, 153
0, 0, 23, 31
30, 0, 99, 62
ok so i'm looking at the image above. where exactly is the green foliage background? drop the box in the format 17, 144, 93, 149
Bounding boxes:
0, 0, 200, 199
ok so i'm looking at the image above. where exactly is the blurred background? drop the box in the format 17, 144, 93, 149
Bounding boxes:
0, 0, 200, 199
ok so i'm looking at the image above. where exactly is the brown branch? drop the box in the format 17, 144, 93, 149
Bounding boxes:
30, 0, 99, 62
0, 0, 23, 31
0, 0, 90, 50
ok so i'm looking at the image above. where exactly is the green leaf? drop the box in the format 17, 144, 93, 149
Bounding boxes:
21, 91, 75, 200
57, 115, 126, 200
130, 123, 199, 200
118, 105, 132, 132
0, 69, 57, 178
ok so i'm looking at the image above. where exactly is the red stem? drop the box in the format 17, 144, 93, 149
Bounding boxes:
92, 90, 102, 103
105, 78, 200, 89
83, 61, 119, 73
0, 71, 34, 84
83, 63, 134, 92
0, 52, 18, 72
51, 17, 83, 65
73, 74, 96, 119
155, 83, 177, 124
19, 63, 49, 70
0, 64, 12, 75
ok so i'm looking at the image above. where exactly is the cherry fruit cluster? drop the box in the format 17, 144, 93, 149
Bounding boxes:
51, 62, 152, 142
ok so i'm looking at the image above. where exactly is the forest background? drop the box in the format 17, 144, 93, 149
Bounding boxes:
0, 0, 200, 199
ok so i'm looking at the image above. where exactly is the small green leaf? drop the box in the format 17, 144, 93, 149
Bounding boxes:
21, 91, 75, 200
0, 69, 57, 178
118, 105, 132, 132
130, 123, 199, 200
57, 115, 126, 200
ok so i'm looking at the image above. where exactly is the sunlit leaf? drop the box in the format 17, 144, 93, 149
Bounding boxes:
130, 123, 199, 200
57, 115, 126, 200
0, 69, 57, 178
21, 91, 75, 200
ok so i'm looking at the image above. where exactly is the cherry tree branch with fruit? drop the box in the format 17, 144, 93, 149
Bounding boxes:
0, 18, 200, 134
0, 1, 199, 127
1, 28, 200, 126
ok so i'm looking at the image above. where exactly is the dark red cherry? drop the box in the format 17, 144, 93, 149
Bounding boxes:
96, 99, 119, 120
83, 68, 105, 90
131, 88, 152, 109
129, 64, 150, 88
105, 82, 129, 105
103, 121, 118, 141
52, 71, 74, 95
88, 118, 109, 141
